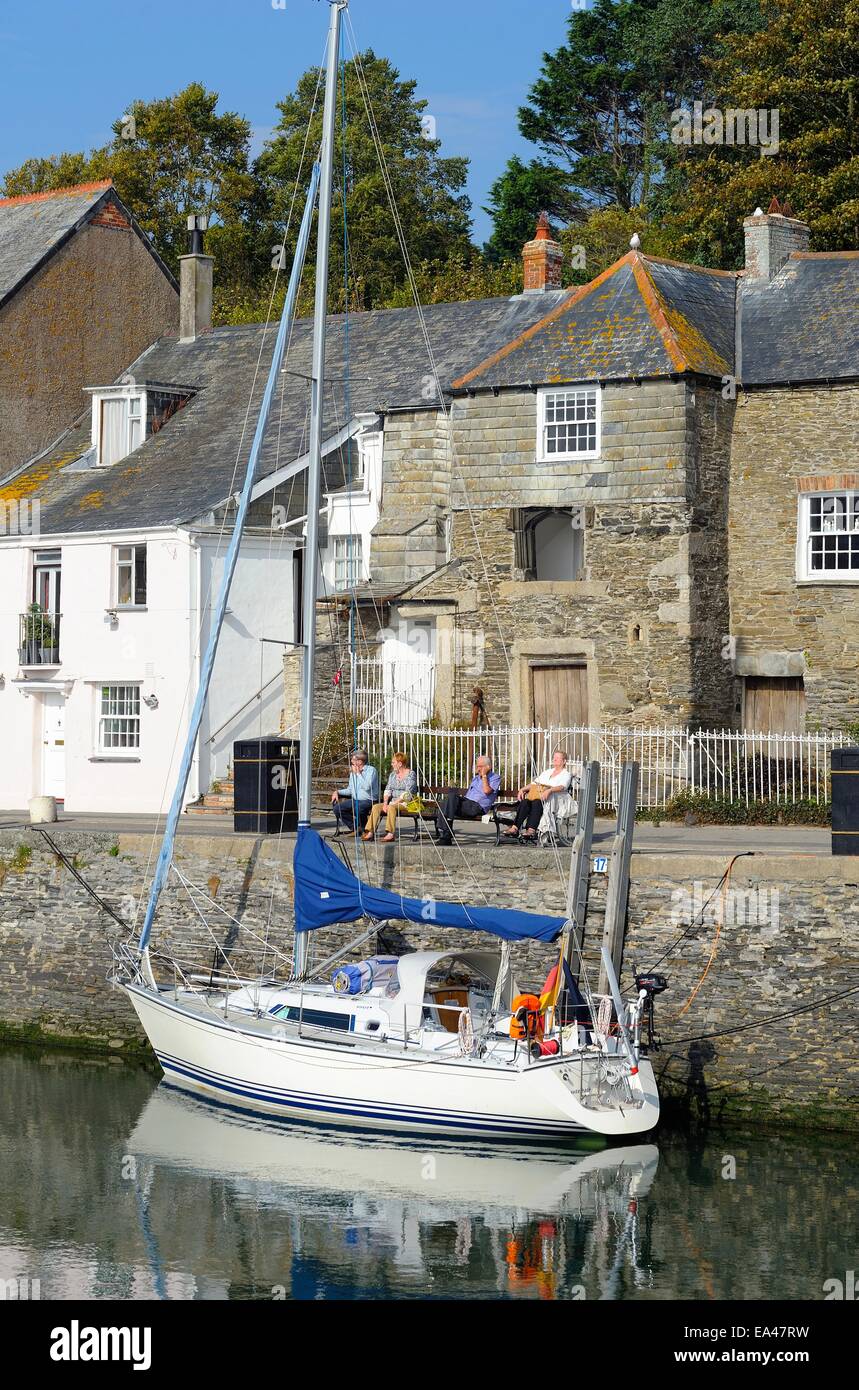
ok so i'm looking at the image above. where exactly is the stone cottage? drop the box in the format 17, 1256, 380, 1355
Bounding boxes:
292, 203, 859, 739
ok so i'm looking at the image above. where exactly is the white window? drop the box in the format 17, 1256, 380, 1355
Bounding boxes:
115, 544, 147, 606
98, 684, 140, 752
798, 492, 859, 580
537, 387, 600, 461
332, 535, 362, 591
97, 393, 144, 466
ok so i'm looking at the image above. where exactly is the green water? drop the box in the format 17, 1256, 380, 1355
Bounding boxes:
1, 1050, 856, 1301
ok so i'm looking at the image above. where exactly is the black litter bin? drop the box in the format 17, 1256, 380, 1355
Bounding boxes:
831, 747, 859, 855
233, 737, 299, 834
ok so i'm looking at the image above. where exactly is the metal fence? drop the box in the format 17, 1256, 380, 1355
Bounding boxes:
358, 721, 848, 809
352, 656, 436, 728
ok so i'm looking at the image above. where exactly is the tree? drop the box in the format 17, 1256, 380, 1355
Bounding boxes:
668, 0, 859, 264
1, 84, 258, 286
483, 156, 582, 261
510, 0, 761, 221
255, 49, 472, 310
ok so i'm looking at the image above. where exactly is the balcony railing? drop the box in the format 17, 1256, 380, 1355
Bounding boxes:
18, 610, 62, 666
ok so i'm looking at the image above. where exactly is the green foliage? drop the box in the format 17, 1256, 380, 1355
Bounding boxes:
667, 0, 859, 265
256, 50, 471, 312
9, 844, 33, 872
640, 788, 831, 825
382, 250, 522, 307
108, 843, 120, 858
1, 83, 258, 284
483, 156, 582, 260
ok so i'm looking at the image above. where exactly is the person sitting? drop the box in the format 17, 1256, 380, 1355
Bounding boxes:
362, 751, 418, 842
331, 749, 379, 835
503, 749, 572, 842
435, 754, 500, 846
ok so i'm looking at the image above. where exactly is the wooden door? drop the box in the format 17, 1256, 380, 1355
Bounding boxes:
743, 677, 806, 734
532, 664, 588, 729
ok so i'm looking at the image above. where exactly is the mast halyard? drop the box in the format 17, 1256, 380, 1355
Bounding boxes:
293, 0, 348, 978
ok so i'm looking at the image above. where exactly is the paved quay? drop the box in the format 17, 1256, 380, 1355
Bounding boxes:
0, 808, 832, 857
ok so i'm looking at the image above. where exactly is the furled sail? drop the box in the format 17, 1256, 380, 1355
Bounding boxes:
294, 828, 566, 943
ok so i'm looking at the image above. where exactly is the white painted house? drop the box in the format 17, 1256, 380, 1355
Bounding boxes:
0, 233, 313, 815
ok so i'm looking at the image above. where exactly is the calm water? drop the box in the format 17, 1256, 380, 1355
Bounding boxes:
1, 1050, 856, 1301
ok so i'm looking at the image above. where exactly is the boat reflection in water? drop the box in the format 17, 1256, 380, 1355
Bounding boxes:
128, 1084, 659, 1299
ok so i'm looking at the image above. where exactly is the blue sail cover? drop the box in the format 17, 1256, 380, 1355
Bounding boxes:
293, 828, 566, 943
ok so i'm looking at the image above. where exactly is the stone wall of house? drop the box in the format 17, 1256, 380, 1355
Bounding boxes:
377, 380, 735, 728
1, 825, 857, 1132
728, 382, 859, 729
0, 212, 178, 474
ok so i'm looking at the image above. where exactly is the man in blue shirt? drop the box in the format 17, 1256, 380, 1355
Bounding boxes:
435, 755, 501, 845
331, 749, 379, 835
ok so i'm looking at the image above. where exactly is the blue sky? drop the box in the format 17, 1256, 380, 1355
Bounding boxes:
0, 0, 575, 245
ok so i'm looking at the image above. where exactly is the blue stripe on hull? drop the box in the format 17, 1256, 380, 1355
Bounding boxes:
155, 1050, 585, 1138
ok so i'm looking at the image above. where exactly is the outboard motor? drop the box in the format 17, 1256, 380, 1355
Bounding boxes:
633, 970, 668, 1051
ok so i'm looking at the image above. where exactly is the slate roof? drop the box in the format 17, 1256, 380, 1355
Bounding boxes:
0, 291, 567, 536
740, 253, 859, 386
452, 252, 736, 389
452, 248, 859, 392
0, 181, 175, 310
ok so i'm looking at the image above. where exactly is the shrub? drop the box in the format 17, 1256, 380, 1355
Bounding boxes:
639, 789, 830, 826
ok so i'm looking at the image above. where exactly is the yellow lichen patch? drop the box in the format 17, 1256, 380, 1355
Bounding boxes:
78, 490, 105, 511
0, 447, 81, 503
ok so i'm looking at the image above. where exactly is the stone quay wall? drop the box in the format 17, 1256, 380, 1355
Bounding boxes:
1, 825, 857, 1132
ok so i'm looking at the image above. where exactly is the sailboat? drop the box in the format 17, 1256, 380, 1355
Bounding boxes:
112, 0, 663, 1141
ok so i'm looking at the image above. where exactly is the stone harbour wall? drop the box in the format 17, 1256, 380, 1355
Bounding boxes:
1, 825, 857, 1132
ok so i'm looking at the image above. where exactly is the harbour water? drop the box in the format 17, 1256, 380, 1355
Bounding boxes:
1, 1050, 856, 1301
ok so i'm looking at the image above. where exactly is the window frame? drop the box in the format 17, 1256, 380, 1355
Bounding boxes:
796, 491, 859, 583
331, 534, 363, 592
94, 388, 146, 467
536, 386, 601, 463
97, 683, 141, 755
114, 543, 147, 608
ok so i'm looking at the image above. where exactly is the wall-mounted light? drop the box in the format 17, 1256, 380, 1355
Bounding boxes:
105, 608, 118, 627
142, 693, 159, 709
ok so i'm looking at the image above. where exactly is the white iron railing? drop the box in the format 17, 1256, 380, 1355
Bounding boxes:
352, 656, 436, 728
357, 721, 847, 809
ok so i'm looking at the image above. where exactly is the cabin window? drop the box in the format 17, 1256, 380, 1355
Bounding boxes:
115, 544, 147, 606
798, 491, 859, 579
98, 683, 141, 752
537, 387, 600, 461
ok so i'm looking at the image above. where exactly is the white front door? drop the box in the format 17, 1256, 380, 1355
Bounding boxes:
41, 692, 66, 800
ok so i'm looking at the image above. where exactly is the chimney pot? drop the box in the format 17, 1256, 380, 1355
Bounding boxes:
522, 211, 563, 292
179, 213, 213, 341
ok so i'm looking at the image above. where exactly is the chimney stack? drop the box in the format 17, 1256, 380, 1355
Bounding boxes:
179, 213, 213, 341
522, 212, 563, 292
743, 198, 810, 282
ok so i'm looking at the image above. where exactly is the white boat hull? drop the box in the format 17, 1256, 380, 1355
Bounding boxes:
124, 983, 660, 1141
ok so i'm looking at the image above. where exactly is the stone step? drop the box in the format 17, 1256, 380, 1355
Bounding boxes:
185, 802, 233, 817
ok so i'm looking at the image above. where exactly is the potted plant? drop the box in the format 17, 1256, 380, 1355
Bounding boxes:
39, 609, 58, 663
20, 602, 44, 664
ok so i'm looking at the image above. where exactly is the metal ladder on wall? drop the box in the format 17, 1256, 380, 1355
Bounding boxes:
563, 760, 640, 995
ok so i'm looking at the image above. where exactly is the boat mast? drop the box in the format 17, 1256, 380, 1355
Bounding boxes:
293, 0, 346, 977
135, 153, 323, 961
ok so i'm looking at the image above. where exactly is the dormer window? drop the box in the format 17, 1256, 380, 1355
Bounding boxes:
99, 391, 143, 466
87, 381, 194, 467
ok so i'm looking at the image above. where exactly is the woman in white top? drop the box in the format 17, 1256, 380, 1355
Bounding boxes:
504, 749, 572, 841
